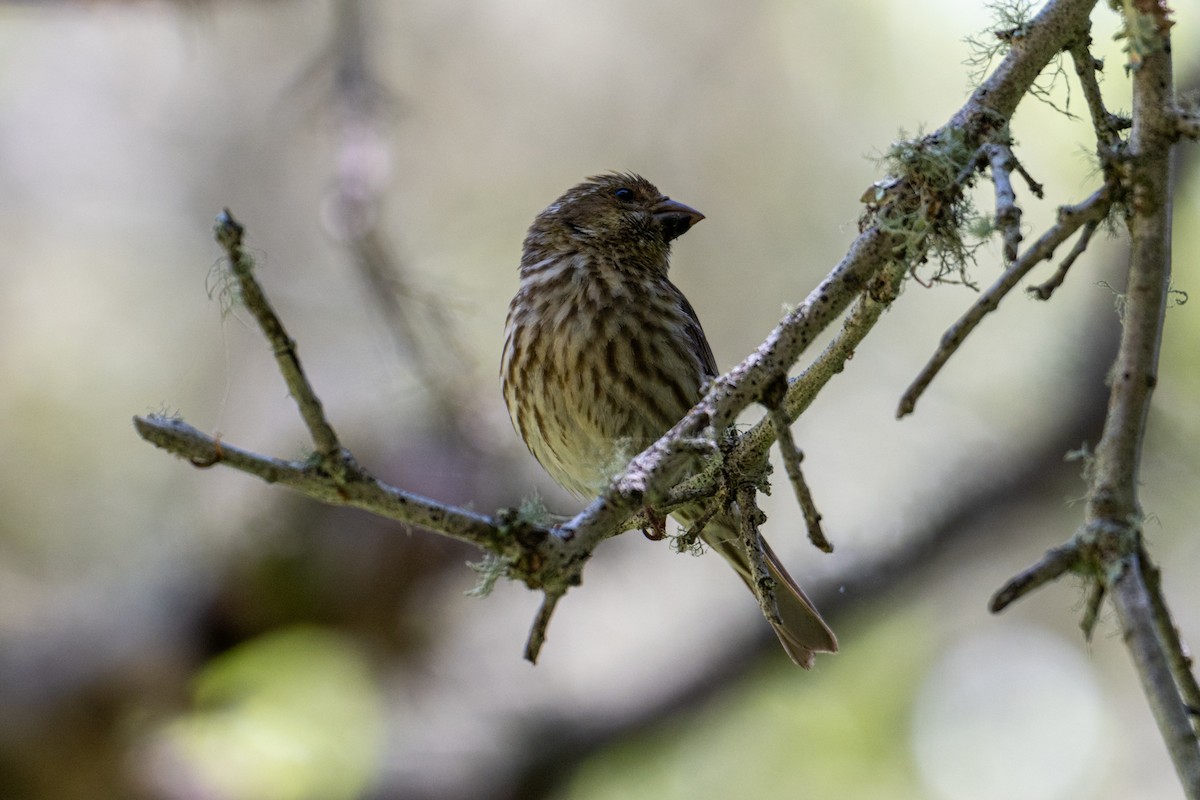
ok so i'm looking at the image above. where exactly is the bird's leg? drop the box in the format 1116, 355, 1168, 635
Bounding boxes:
641, 507, 668, 540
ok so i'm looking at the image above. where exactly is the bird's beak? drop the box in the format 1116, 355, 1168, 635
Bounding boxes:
652, 197, 705, 243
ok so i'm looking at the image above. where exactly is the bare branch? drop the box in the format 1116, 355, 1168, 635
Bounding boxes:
994, 11, 1200, 793
762, 377, 831, 553
989, 543, 1079, 612
1143, 554, 1200, 718
897, 182, 1116, 418
1012, 156, 1046, 199
133, 413, 523, 554
1068, 33, 1128, 152
1089, 24, 1200, 790
524, 590, 565, 664
1027, 218, 1100, 300
214, 211, 342, 457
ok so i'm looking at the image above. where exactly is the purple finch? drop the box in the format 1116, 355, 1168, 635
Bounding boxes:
501, 173, 836, 667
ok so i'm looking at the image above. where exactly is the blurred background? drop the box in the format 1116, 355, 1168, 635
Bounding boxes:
1, 1, 1198, 798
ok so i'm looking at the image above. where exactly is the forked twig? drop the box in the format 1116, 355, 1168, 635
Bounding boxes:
214, 210, 342, 458
897, 182, 1116, 418
1028, 219, 1100, 299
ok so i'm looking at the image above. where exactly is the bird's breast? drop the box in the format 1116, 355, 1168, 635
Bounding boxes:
503, 258, 706, 497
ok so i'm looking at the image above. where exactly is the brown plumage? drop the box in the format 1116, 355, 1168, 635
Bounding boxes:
501, 173, 836, 667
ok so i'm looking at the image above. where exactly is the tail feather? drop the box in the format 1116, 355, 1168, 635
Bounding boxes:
684, 511, 837, 668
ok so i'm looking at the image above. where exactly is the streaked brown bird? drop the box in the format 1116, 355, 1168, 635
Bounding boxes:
501, 173, 837, 667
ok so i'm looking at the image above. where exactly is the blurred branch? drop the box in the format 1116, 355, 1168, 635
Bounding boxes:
320, 0, 475, 430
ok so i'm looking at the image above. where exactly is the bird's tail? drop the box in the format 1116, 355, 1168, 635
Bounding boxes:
685, 511, 837, 668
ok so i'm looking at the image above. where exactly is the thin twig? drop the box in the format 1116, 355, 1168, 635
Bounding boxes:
983, 142, 1024, 262
897, 182, 1115, 418
1068, 34, 1125, 151
735, 484, 779, 626
989, 543, 1079, 612
1012, 158, 1045, 199
762, 377, 831, 553
214, 210, 342, 457
679, 502, 718, 545
524, 590, 564, 664
1081, 581, 1106, 639
1028, 219, 1100, 300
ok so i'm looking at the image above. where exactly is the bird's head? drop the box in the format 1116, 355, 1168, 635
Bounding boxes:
522, 173, 704, 275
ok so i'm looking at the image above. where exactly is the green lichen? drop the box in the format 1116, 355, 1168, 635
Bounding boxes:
465, 552, 512, 598
1112, 0, 1174, 72
206, 256, 244, 318
966, 0, 1073, 116
866, 125, 984, 288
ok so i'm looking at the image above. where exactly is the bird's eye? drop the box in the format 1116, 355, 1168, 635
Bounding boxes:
613, 187, 635, 201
